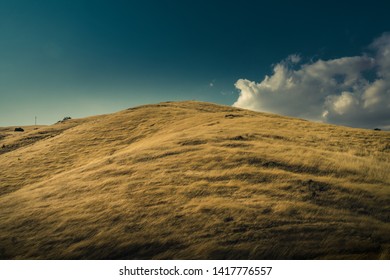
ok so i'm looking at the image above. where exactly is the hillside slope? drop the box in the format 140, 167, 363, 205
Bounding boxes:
1, 101, 389, 259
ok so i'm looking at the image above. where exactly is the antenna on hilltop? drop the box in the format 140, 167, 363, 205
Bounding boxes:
35, 116, 37, 126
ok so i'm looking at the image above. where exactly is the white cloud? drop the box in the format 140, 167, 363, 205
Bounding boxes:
233, 33, 390, 128
287, 54, 301, 64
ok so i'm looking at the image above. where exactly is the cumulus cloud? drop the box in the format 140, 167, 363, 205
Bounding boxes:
233, 33, 390, 128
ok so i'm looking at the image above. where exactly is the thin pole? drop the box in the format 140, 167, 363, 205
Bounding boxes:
35, 116, 37, 126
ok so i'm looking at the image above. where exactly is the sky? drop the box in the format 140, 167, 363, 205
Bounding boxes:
1, 0, 390, 128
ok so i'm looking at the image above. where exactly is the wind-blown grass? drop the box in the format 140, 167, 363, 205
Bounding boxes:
0, 101, 389, 259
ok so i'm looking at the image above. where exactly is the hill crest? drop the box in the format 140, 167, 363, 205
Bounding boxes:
0, 101, 389, 259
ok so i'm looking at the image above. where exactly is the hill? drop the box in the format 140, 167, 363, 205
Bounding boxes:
0, 101, 389, 259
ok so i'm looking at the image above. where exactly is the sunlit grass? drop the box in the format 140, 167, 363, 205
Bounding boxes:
0, 101, 389, 259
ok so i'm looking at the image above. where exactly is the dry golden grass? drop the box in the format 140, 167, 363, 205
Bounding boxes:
0, 101, 389, 259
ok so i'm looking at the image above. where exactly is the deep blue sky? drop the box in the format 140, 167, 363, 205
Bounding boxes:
1, 0, 390, 125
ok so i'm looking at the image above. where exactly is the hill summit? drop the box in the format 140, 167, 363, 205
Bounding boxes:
0, 101, 389, 259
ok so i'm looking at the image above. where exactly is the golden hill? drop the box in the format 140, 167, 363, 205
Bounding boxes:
0, 101, 389, 259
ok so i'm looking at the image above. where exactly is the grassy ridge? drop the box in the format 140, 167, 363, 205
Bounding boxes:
0, 101, 389, 259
